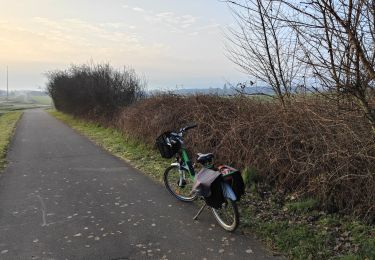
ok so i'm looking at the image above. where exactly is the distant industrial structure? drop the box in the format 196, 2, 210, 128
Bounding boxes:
6, 66, 9, 100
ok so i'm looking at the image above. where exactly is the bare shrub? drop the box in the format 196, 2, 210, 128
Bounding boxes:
47, 63, 145, 120
116, 94, 375, 220
280, 0, 375, 134
225, 0, 375, 134
225, 0, 303, 107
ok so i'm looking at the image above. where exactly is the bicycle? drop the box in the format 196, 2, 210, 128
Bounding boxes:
156, 124, 243, 232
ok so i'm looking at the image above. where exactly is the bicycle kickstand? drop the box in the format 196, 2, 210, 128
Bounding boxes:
193, 203, 206, 220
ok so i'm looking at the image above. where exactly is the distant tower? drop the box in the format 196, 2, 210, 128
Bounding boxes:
6, 66, 9, 100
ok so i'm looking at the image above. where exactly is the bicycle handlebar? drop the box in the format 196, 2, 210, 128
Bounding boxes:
166, 124, 197, 146
181, 124, 197, 132
168, 124, 197, 138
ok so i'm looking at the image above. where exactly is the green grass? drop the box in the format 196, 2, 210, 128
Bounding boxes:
0, 101, 31, 114
255, 220, 331, 258
48, 110, 375, 260
29, 95, 52, 105
240, 197, 375, 259
285, 198, 319, 213
0, 111, 23, 170
0, 101, 50, 114
0, 94, 52, 114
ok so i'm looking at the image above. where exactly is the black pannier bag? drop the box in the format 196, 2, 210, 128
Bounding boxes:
192, 168, 225, 209
155, 132, 181, 158
204, 176, 225, 209
218, 165, 245, 201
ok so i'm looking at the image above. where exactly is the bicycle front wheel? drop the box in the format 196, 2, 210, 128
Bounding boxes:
164, 166, 197, 202
211, 198, 239, 232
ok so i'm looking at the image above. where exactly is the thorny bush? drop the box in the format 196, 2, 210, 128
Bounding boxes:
116, 94, 375, 222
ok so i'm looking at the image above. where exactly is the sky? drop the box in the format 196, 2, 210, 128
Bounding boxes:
0, 0, 246, 91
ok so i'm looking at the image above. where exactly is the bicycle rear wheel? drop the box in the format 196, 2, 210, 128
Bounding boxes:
211, 198, 239, 232
164, 165, 197, 202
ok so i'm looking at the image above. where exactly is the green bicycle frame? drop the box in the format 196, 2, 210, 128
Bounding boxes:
175, 147, 214, 179
181, 149, 195, 177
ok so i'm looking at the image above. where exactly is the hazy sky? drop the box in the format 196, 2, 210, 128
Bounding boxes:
0, 0, 246, 90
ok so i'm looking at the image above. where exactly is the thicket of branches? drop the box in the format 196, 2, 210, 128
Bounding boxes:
47, 63, 145, 119
226, 0, 302, 107
225, 0, 375, 133
116, 95, 375, 221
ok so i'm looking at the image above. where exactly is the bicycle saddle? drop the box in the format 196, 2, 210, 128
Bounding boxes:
197, 153, 214, 164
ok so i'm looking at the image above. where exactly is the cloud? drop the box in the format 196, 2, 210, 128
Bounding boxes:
133, 7, 145, 12
0, 18, 165, 63
196, 23, 222, 35
123, 4, 220, 36
134, 8, 221, 36
100, 22, 122, 29
144, 11, 198, 33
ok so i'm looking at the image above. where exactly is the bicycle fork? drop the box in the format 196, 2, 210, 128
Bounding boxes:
171, 162, 188, 188
178, 168, 186, 187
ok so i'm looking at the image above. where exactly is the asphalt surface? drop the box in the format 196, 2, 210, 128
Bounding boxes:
0, 110, 279, 260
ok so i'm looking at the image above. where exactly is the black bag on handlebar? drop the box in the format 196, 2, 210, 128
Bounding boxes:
155, 132, 181, 158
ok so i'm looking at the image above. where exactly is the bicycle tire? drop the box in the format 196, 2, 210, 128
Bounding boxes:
164, 165, 197, 202
211, 198, 239, 232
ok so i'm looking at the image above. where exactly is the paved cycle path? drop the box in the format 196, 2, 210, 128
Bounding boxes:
0, 110, 279, 260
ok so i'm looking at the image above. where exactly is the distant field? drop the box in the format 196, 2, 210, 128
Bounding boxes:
0, 93, 52, 114
29, 95, 52, 105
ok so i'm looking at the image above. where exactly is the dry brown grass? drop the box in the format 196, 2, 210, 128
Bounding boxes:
115, 94, 375, 220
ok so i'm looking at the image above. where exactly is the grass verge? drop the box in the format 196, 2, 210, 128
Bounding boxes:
239, 194, 375, 259
48, 110, 374, 260
0, 111, 23, 170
